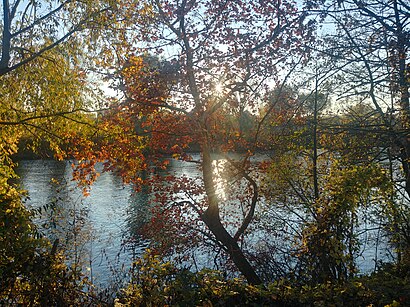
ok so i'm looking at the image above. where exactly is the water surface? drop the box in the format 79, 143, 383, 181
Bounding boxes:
16, 156, 392, 287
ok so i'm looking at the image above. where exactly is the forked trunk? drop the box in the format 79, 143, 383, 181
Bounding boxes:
201, 143, 262, 285
201, 209, 262, 285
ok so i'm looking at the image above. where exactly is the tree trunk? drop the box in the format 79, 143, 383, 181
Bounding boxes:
393, 0, 410, 198
312, 70, 319, 200
202, 209, 262, 285
0, 0, 11, 73
201, 142, 262, 285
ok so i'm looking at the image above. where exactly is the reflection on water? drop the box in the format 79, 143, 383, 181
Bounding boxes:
16, 160, 148, 288
14, 155, 237, 287
15, 155, 393, 288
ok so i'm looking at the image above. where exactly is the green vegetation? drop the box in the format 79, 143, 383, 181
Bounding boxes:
1, 0, 409, 305
116, 252, 410, 307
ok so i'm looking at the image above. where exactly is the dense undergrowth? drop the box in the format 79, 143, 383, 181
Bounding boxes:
114, 252, 410, 307
2, 242, 409, 306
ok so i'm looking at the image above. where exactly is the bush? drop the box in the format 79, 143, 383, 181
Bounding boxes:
116, 251, 409, 306
0, 185, 98, 306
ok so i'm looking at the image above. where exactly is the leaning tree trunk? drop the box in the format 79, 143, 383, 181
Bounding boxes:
200, 142, 262, 285
177, 8, 262, 283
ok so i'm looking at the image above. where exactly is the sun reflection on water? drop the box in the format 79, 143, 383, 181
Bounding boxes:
212, 159, 228, 201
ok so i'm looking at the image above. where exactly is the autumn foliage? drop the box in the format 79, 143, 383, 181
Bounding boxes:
1, 0, 410, 305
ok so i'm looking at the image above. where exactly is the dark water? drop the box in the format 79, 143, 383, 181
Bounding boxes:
15, 157, 207, 288
16, 157, 393, 288
16, 160, 148, 287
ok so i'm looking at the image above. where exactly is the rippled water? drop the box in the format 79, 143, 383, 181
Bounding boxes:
15, 156, 208, 288
16, 156, 393, 288
16, 160, 146, 287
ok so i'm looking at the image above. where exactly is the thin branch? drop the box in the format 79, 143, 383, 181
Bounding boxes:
11, 0, 71, 38
0, 6, 111, 76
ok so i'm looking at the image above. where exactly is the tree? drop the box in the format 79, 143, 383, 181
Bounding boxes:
0, 1, 146, 303
259, 97, 397, 283
310, 0, 410, 265
79, 0, 316, 285
1, 0, 102, 75
308, 0, 409, 190
299, 163, 393, 282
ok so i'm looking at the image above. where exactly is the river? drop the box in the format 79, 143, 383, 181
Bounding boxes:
15, 156, 209, 288
16, 159, 146, 288
15, 156, 393, 288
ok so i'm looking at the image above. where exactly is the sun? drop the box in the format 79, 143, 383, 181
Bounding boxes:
214, 82, 224, 94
